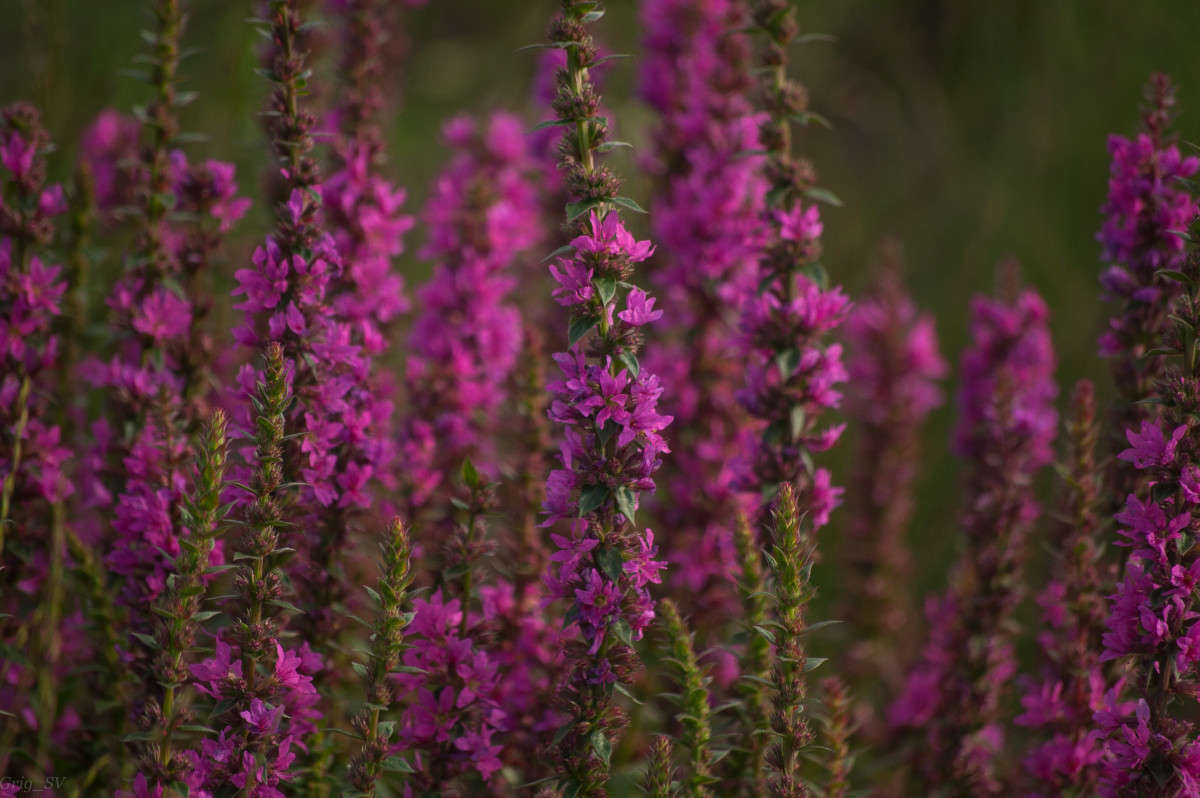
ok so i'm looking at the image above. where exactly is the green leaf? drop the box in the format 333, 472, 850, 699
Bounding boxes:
377, 720, 397, 741
363, 585, 382, 604
775, 348, 800, 379
460, 457, 482, 489
268, 599, 303, 614
610, 195, 647, 214
804, 657, 828, 672
590, 729, 612, 766
611, 618, 634, 648
578, 484, 609, 516
791, 111, 832, 129
789, 405, 807, 440
191, 610, 222, 623
591, 53, 632, 68
352, 661, 369, 678
613, 680, 644, 705
382, 755, 414, 773
595, 545, 625, 582
543, 244, 575, 262
131, 632, 160, 650
568, 315, 598, 347
616, 350, 640, 378
566, 199, 604, 223
594, 276, 617, 305
532, 118, 573, 131
803, 186, 843, 207
801, 261, 829, 290
582, 9, 605, 22
614, 486, 637, 525
596, 140, 634, 153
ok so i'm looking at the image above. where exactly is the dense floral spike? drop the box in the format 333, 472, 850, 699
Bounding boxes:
131, 410, 229, 793
639, 0, 765, 629
764, 483, 818, 798
659, 599, 715, 798
187, 344, 321, 796
890, 284, 1058, 794
88, 0, 249, 637
392, 590, 506, 788
644, 735, 679, 798
819, 677, 852, 798
539, 2, 671, 794
1099, 73, 1199, 502
398, 112, 542, 518
0, 102, 73, 771
839, 249, 945, 733
729, 513, 771, 793
294, 0, 414, 646
1015, 380, 1109, 796
347, 517, 414, 795
736, 0, 849, 525
0, 103, 69, 548
1095, 248, 1200, 795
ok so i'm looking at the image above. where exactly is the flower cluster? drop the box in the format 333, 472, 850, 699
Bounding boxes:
393, 592, 506, 787
639, 0, 766, 632
839, 255, 945, 729
1095, 250, 1200, 795
538, 3, 672, 792
1098, 73, 1200, 499
733, 0, 850, 525
1015, 380, 1110, 796
0, 101, 75, 761
398, 112, 543, 513
892, 285, 1057, 794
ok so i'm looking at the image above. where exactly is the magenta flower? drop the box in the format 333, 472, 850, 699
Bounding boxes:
893, 284, 1057, 794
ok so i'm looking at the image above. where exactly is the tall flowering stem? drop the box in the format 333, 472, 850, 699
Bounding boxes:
730, 513, 771, 792
890, 285, 1057, 794
639, 0, 764, 629
347, 517, 413, 795
299, 0, 414, 643
187, 343, 320, 796
737, 0, 848, 524
0, 102, 71, 774
538, 2, 671, 794
397, 112, 541, 526
1098, 73, 1199, 503
132, 410, 229, 794
819, 677, 852, 798
764, 483, 817, 798
839, 254, 945, 728
658, 599, 715, 798
91, 0, 249, 637
1095, 246, 1200, 795
1015, 380, 1108, 795
0, 103, 68, 550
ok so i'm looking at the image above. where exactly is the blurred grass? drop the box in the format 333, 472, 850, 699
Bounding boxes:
5, 0, 1200, 629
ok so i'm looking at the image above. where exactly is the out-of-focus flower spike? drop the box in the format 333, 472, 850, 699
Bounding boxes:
659, 599, 715, 798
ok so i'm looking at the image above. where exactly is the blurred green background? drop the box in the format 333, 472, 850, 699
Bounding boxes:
4, 0, 1199, 603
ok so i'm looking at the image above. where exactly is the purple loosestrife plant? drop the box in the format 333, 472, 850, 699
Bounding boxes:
1094, 248, 1200, 796
0, 102, 73, 777
639, 0, 766, 635
1098, 74, 1199, 503
735, 0, 848, 528
536, 2, 671, 794
839, 252, 945, 732
397, 112, 543, 520
346, 517, 414, 796
92, 0, 249, 640
127, 410, 230, 795
294, 0, 415, 645
188, 344, 322, 797
1015, 380, 1109, 796
890, 283, 1058, 795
